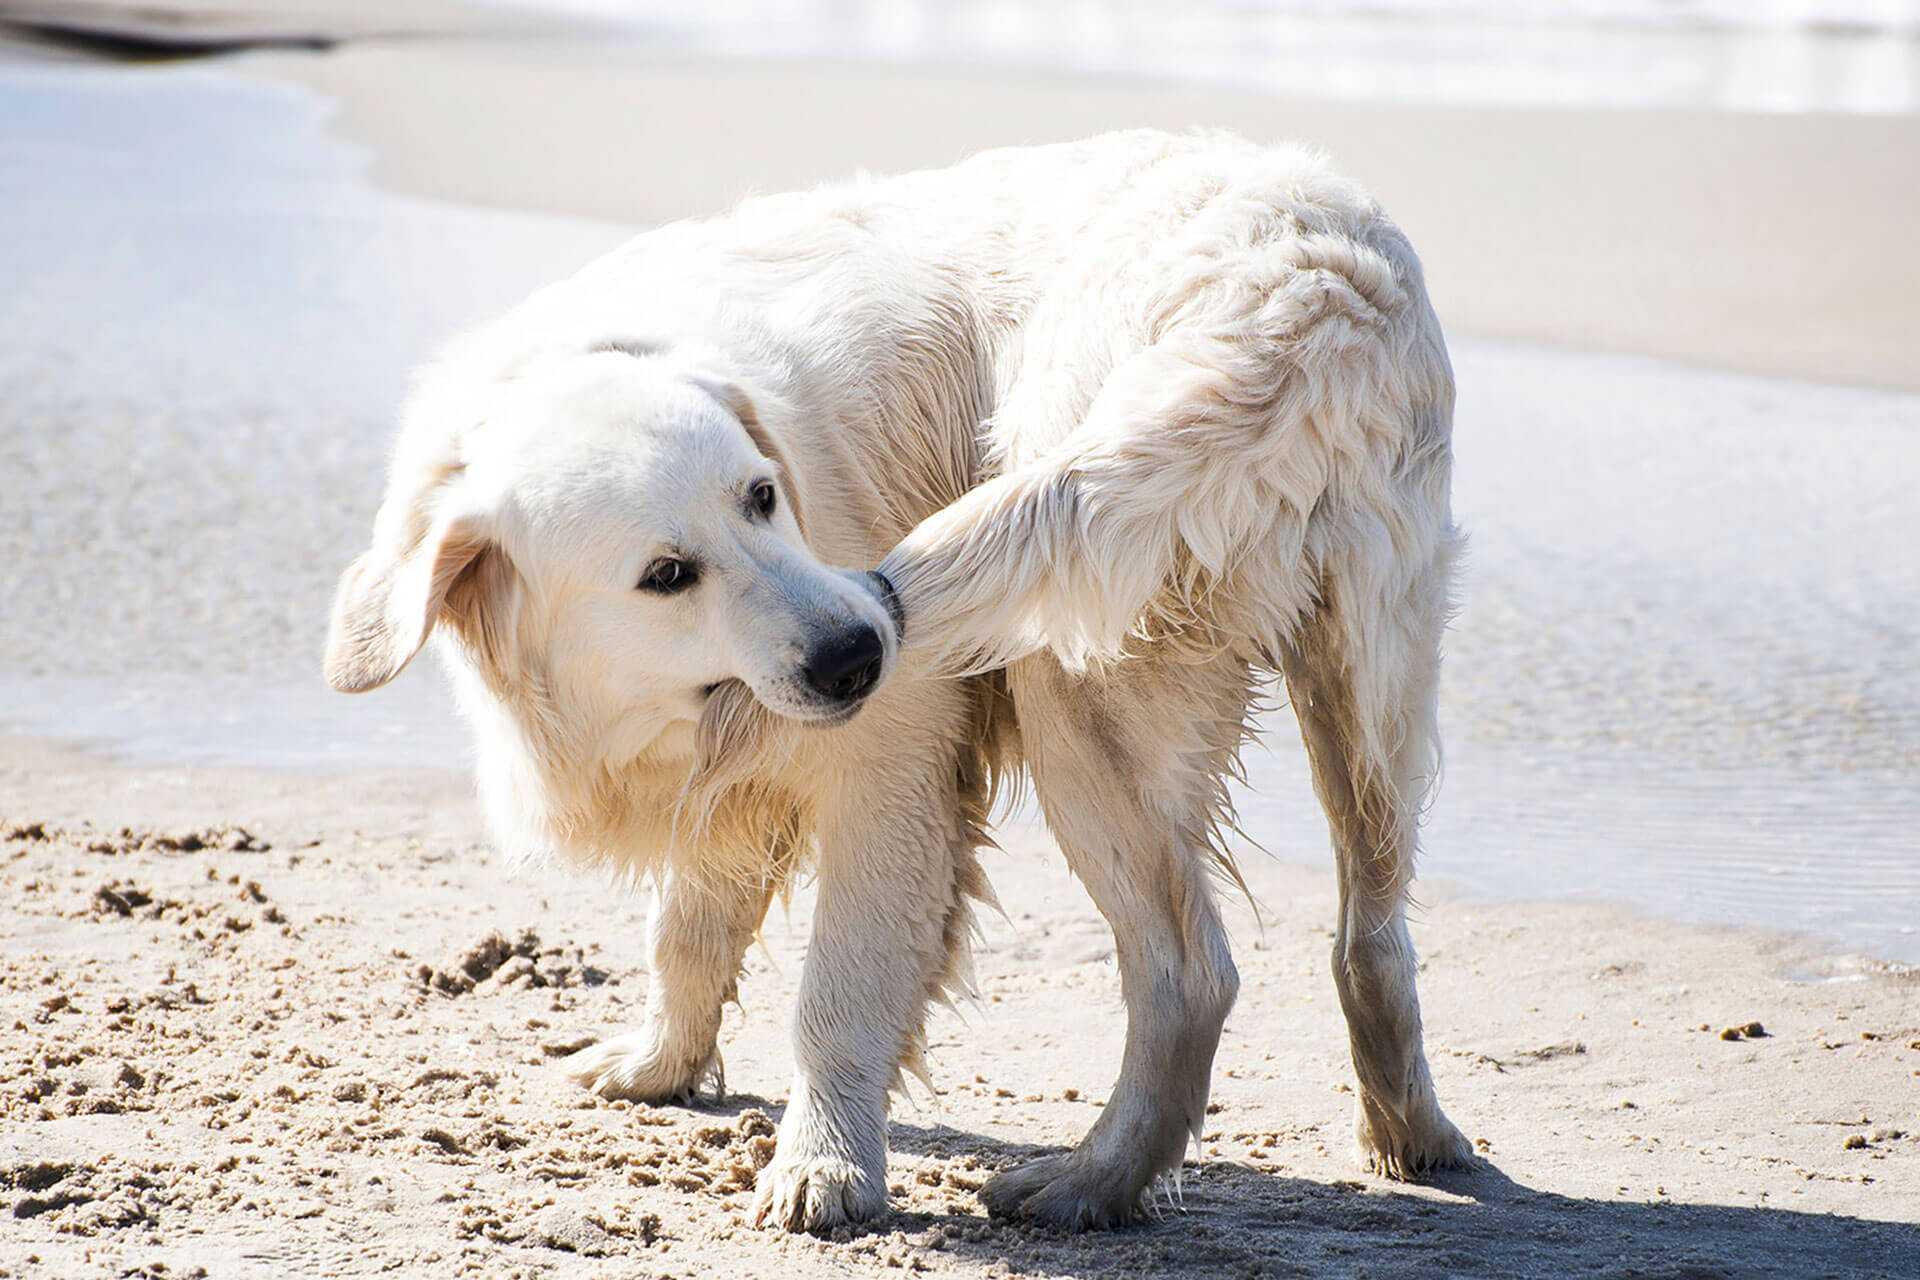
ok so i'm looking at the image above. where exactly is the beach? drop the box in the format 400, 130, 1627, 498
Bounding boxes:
2, 7, 1917, 1277
4, 739, 1919, 1279
262, 37, 1920, 392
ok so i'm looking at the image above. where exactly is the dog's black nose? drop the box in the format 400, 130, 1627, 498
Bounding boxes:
802, 626, 884, 702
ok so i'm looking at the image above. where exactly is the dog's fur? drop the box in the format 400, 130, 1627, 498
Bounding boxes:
325, 130, 1471, 1232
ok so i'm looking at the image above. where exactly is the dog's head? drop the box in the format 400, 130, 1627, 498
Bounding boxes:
323, 343, 901, 759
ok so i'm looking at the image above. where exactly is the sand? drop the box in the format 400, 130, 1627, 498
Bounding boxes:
247, 37, 1920, 392
3, 13, 1919, 1279
3, 740, 1918, 1279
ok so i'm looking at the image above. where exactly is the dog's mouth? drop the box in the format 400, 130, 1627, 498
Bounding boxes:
699, 676, 868, 727
778, 685, 873, 727
801, 700, 863, 727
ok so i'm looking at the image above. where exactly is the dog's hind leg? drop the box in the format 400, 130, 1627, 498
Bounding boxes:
980, 646, 1250, 1230
565, 856, 787, 1103
1279, 531, 1474, 1178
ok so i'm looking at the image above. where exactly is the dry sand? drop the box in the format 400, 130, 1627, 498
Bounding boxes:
3, 740, 1918, 1279
248, 37, 1920, 391
3, 14, 1919, 1280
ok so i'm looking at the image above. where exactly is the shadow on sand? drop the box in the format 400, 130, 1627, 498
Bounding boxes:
691, 1098, 1916, 1279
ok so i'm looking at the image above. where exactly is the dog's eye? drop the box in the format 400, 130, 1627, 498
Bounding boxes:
637, 558, 697, 594
751, 480, 777, 519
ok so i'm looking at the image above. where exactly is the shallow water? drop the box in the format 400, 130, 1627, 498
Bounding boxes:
0, 64, 629, 684
1, 63, 1915, 964
488, 0, 1920, 114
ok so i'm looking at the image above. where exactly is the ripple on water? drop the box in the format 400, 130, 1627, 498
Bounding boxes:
1236, 731, 1920, 968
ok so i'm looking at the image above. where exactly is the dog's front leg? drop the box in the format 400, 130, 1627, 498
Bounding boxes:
755, 749, 972, 1233
566, 860, 784, 1103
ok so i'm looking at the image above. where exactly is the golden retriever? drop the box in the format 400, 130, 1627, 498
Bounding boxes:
324, 129, 1471, 1233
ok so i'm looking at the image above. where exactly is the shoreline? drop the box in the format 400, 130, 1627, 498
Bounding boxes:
4, 731, 1914, 984
243, 36, 1920, 392
3, 44, 1917, 970
7, 35, 1912, 967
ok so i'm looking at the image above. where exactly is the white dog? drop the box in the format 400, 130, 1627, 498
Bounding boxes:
325, 129, 1472, 1232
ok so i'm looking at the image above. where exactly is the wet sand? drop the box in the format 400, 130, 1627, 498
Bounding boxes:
2, 18, 1918, 1280
250, 37, 1920, 391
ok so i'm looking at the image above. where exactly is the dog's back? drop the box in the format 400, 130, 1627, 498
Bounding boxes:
419, 130, 1442, 573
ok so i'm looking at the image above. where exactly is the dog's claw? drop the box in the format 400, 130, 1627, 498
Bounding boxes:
1356, 1102, 1476, 1180
753, 1153, 885, 1234
979, 1154, 1144, 1232
561, 1032, 719, 1104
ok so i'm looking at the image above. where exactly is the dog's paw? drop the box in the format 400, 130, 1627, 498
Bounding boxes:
979, 1153, 1143, 1231
752, 1152, 886, 1234
1356, 1097, 1476, 1179
562, 1031, 718, 1104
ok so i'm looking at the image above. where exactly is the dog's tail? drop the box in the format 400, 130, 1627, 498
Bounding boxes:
878, 226, 1453, 677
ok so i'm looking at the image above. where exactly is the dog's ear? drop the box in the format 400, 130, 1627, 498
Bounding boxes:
682, 370, 808, 540
324, 464, 497, 694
